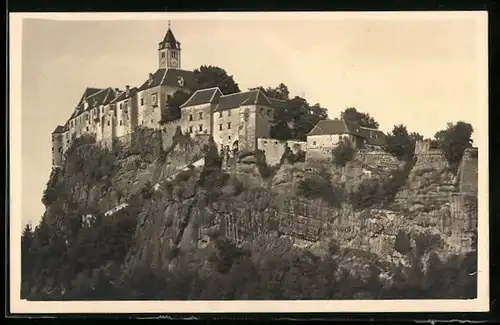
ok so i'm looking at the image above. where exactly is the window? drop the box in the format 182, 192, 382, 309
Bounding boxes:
107, 121, 110, 126
227, 110, 231, 116
219, 124, 223, 131
189, 126, 193, 133
172, 51, 177, 58
142, 120, 144, 125
219, 112, 222, 118
260, 108, 264, 114
86, 126, 89, 132
120, 120, 123, 126
151, 93, 158, 106
228, 135, 231, 140
313, 141, 316, 146
199, 112, 203, 119
227, 122, 231, 130
199, 124, 203, 132
140, 97, 144, 106
189, 114, 193, 121
101, 107, 104, 113
151, 119, 154, 124
161, 52, 165, 58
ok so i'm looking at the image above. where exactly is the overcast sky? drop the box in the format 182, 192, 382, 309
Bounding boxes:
16, 12, 488, 226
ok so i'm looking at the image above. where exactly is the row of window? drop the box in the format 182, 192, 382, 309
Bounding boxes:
70, 102, 130, 128
160, 51, 178, 59
219, 122, 231, 131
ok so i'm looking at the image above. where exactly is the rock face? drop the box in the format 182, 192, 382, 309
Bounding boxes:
40, 133, 478, 298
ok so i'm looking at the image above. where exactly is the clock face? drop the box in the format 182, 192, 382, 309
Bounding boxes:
170, 58, 178, 67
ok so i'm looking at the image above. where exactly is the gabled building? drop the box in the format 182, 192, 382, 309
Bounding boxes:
306, 118, 387, 161
212, 89, 279, 153
179, 87, 223, 136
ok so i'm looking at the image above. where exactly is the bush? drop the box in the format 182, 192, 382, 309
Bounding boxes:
332, 139, 355, 167
350, 160, 414, 210
255, 150, 276, 179
141, 182, 154, 200
297, 169, 344, 208
394, 230, 411, 255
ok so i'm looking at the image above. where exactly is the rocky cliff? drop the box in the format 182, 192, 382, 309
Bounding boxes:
25, 131, 478, 300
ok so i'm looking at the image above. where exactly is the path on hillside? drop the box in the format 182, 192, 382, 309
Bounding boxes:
102, 157, 206, 217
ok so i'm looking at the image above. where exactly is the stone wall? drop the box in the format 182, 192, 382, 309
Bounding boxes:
305, 147, 332, 163
354, 150, 401, 172
458, 148, 478, 195
413, 150, 449, 171
257, 138, 307, 166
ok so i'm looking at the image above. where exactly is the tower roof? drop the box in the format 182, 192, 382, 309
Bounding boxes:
159, 26, 180, 50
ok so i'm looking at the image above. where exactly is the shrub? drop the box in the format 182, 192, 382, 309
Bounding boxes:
297, 169, 344, 208
350, 160, 414, 210
255, 150, 276, 179
394, 230, 411, 255
141, 182, 154, 200
332, 139, 355, 167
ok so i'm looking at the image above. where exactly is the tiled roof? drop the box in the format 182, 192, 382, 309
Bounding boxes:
358, 127, 387, 146
307, 118, 363, 136
159, 28, 180, 50
214, 89, 275, 112
69, 87, 119, 120
52, 125, 66, 134
180, 87, 223, 108
110, 87, 139, 104
138, 68, 196, 91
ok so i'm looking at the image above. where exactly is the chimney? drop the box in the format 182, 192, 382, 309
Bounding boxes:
148, 73, 154, 83
83, 99, 89, 109
125, 85, 130, 96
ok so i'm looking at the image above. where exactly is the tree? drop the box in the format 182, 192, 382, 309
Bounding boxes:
255, 84, 327, 141
433, 121, 474, 171
332, 138, 355, 167
249, 83, 290, 100
163, 90, 192, 122
384, 124, 416, 161
193, 65, 240, 95
340, 107, 379, 129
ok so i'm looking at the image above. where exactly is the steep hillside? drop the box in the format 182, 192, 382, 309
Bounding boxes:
22, 132, 477, 300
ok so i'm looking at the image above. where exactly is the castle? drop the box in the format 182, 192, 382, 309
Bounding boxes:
51, 23, 286, 167
51, 23, 403, 168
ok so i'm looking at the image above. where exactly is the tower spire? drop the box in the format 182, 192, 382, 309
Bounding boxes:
168, 20, 171, 29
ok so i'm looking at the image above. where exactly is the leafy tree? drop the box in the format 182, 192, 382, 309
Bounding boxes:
433, 121, 474, 171
384, 124, 417, 161
249, 83, 290, 101
254, 84, 327, 141
193, 65, 240, 95
332, 138, 355, 167
163, 90, 191, 122
340, 107, 379, 129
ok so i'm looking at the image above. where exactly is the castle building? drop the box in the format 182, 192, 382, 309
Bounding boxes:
51, 23, 284, 167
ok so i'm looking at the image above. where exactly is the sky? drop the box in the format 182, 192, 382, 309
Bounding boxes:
17, 12, 488, 226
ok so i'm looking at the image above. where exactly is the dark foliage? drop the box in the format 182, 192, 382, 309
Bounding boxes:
349, 160, 414, 210
384, 124, 420, 161
332, 138, 355, 167
434, 122, 474, 172
340, 107, 379, 129
252, 84, 328, 141
297, 169, 344, 208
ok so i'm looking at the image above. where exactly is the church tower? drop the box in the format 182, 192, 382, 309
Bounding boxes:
158, 21, 181, 70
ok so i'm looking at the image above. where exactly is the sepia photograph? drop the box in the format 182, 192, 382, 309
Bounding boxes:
9, 11, 489, 313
